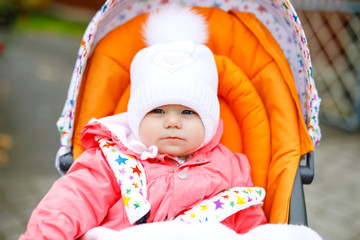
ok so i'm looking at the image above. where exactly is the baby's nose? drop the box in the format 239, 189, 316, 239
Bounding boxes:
164, 114, 182, 128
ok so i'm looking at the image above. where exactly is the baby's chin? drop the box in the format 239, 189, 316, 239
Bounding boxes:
157, 143, 202, 159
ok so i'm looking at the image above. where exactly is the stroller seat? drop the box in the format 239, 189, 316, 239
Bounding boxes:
67, 7, 314, 224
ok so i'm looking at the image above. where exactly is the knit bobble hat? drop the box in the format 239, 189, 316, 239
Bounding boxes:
128, 7, 220, 147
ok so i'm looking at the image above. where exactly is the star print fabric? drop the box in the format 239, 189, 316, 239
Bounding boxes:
96, 136, 150, 224
174, 187, 265, 223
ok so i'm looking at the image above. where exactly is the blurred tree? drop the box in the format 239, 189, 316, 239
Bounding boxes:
0, 1, 17, 30
0, 0, 17, 56
1, 0, 52, 31
20, 0, 51, 11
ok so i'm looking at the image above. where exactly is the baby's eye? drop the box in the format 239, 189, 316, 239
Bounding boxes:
182, 110, 197, 115
151, 109, 164, 114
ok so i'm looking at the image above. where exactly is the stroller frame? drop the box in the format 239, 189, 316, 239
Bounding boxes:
56, 0, 321, 226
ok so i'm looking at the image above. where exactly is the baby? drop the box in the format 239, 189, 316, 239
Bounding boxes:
20, 7, 267, 239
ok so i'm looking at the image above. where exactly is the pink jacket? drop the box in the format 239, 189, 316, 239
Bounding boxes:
20, 117, 266, 239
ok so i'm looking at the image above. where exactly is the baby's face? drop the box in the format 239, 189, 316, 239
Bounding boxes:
139, 104, 205, 159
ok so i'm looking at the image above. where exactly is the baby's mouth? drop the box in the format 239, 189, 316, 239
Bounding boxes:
163, 136, 184, 141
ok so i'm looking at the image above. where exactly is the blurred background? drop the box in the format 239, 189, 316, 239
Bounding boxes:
0, 0, 359, 239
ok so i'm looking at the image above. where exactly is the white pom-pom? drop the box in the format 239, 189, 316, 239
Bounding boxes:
143, 7, 209, 46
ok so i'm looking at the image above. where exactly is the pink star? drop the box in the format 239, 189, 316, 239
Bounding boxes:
257, 5, 267, 14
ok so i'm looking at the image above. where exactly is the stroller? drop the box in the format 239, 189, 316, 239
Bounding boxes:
55, 0, 321, 226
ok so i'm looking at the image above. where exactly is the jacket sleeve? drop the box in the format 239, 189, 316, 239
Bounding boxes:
221, 206, 267, 234
222, 152, 268, 233
19, 148, 121, 240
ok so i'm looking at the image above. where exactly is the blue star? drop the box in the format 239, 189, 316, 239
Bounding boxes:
293, 14, 298, 22
101, 4, 108, 13
213, 2, 221, 8
115, 155, 128, 165
118, 14, 126, 21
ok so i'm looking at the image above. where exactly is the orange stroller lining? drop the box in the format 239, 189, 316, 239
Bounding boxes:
72, 8, 314, 223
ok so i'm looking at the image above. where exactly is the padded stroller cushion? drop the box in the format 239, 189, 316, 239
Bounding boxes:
73, 7, 314, 223
215, 55, 270, 192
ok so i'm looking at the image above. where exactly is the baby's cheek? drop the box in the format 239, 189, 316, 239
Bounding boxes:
139, 129, 155, 147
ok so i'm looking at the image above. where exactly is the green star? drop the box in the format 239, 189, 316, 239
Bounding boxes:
134, 202, 140, 209
230, 201, 235, 207
126, 189, 132, 194
256, 189, 262, 196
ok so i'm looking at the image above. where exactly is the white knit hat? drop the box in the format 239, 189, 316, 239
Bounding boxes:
128, 7, 219, 146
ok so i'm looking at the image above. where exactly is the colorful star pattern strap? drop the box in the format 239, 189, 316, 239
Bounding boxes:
96, 136, 150, 225
173, 187, 265, 223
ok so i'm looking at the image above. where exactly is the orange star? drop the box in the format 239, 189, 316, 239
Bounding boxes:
222, 195, 229, 199
132, 165, 142, 177
83, 49, 87, 58
104, 142, 116, 148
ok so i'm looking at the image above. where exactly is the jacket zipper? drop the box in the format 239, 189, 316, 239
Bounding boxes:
164, 157, 180, 167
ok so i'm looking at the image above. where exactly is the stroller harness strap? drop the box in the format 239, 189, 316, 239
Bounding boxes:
96, 136, 151, 225
173, 187, 265, 223
96, 136, 265, 225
